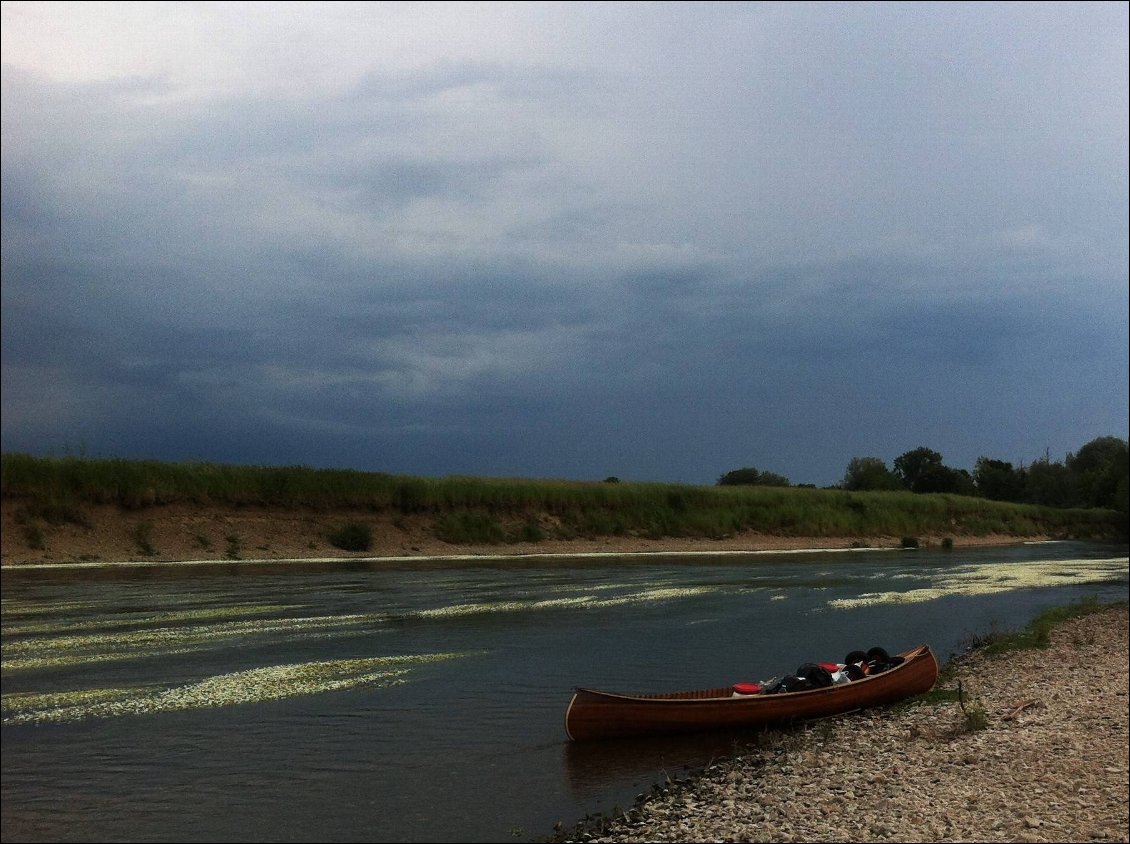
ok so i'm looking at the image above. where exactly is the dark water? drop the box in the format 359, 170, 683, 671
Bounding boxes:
2, 541, 1127, 843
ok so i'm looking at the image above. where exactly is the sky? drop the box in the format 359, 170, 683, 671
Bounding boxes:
2, 1, 1127, 487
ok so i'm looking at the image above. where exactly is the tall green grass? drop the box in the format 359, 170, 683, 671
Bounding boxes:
2, 453, 1123, 544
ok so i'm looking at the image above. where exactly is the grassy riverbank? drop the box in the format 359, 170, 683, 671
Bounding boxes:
2, 454, 1123, 564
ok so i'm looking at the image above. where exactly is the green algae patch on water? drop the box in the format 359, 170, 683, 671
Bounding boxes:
826, 557, 1129, 610
1, 598, 117, 618
412, 585, 717, 619
588, 586, 717, 607
2, 603, 302, 637
1, 652, 475, 725
2, 686, 159, 715
1, 612, 390, 673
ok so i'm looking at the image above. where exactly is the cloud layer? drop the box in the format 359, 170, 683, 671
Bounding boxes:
3, 2, 1127, 485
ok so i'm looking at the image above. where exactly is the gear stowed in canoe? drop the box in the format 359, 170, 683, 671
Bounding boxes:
564, 644, 939, 742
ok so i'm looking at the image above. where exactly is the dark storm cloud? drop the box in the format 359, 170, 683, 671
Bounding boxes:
2, 3, 1126, 484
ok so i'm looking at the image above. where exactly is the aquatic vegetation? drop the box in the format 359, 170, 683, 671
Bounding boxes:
2, 612, 388, 672
1, 652, 472, 725
827, 558, 1128, 610
413, 586, 717, 618
4, 643, 241, 673
1, 598, 116, 617
416, 597, 594, 618
2, 604, 300, 636
1, 686, 156, 715
588, 587, 717, 607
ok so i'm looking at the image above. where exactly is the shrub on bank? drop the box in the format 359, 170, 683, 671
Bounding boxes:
327, 522, 373, 552
434, 512, 506, 544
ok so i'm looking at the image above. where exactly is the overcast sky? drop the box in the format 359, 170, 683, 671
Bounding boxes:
2, 2, 1127, 487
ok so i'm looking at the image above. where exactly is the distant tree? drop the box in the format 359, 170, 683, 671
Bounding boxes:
718, 467, 760, 486
841, 457, 901, 491
1066, 436, 1129, 509
973, 457, 1027, 502
893, 447, 974, 495
892, 447, 945, 493
603, 476, 621, 484
944, 468, 978, 497
756, 470, 791, 487
1026, 459, 1076, 508
717, 467, 790, 487
1067, 436, 1127, 475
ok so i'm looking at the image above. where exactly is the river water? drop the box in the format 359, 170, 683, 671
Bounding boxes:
2, 541, 1127, 843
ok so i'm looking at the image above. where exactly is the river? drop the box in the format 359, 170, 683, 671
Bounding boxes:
2, 541, 1127, 843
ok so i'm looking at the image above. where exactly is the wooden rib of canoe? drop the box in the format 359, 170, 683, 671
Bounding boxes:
564, 644, 939, 742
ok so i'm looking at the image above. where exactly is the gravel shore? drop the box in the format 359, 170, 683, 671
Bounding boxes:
563, 605, 1129, 844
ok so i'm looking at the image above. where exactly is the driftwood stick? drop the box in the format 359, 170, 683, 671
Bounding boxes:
1002, 699, 1041, 721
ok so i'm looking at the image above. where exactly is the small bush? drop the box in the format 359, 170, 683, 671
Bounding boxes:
20, 500, 90, 527
434, 512, 506, 544
514, 518, 545, 543
393, 480, 431, 514
133, 521, 157, 556
900, 536, 920, 548
941, 536, 954, 549
957, 681, 990, 731
225, 533, 243, 560
23, 524, 46, 550
962, 702, 990, 732
327, 522, 373, 552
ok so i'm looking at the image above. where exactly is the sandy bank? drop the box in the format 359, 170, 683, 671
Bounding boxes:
0, 500, 1054, 566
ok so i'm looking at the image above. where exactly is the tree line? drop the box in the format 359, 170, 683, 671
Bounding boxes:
718, 435, 1130, 515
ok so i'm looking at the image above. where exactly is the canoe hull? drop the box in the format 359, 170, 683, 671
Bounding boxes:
565, 644, 939, 741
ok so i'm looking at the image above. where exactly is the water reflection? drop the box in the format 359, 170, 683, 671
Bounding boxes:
562, 727, 785, 802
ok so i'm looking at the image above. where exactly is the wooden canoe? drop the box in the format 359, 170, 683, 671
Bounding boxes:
564, 644, 939, 741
